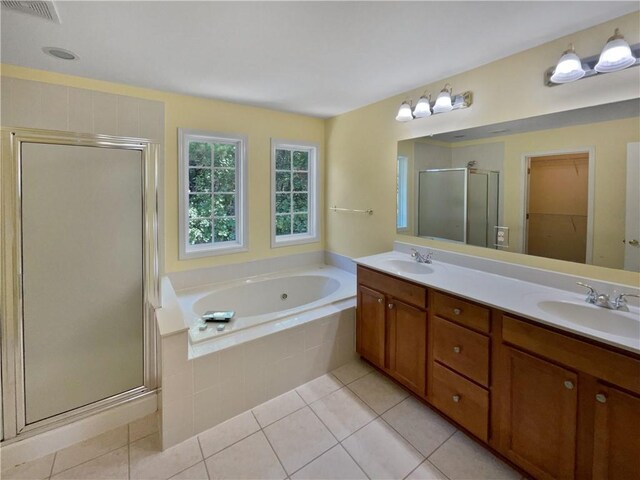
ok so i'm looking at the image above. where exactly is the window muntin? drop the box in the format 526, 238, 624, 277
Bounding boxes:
179, 129, 247, 258
271, 141, 319, 247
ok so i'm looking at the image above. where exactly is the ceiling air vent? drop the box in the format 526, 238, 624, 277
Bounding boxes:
1, 1, 60, 23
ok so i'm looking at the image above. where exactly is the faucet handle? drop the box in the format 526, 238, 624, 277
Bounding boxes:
613, 293, 640, 310
576, 282, 598, 303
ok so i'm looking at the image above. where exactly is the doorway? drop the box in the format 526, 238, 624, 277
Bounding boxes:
524, 152, 591, 263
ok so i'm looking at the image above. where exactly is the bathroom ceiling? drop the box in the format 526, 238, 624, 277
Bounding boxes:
1, 1, 638, 118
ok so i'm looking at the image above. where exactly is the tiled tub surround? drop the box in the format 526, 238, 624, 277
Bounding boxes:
157, 253, 357, 449
366, 242, 640, 353
1, 361, 525, 480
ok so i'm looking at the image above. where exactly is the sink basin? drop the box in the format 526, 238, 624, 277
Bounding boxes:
383, 259, 433, 275
537, 300, 640, 339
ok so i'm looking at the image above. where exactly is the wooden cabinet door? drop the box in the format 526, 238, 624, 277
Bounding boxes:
501, 347, 578, 480
356, 285, 386, 369
387, 299, 426, 396
592, 384, 640, 480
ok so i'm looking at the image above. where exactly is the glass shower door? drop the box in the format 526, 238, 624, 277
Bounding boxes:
21, 143, 144, 424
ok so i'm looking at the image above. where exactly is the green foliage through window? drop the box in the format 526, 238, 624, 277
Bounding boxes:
274, 147, 311, 238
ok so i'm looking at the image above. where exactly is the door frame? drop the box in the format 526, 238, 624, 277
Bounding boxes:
0, 127, 161, 441
519, 147, 595, 264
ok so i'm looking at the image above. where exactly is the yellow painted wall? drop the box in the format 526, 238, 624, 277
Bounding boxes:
1, 64, 325, 273
326, 11, 640, 286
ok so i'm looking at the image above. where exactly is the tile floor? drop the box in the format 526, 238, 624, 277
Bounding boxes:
1, 359, 525, 480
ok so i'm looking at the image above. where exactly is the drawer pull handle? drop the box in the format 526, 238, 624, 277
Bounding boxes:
453, 346, 461, 354
453, 308, 462, 315
595, 393, 607, 403
377, 298, 383, 304
452, 394, 461, 403
388, 303, 395, 310
564, 380, 574, 390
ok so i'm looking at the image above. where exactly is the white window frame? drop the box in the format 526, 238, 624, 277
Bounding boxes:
271, 139, 320, 248
397, 156, 408, 230
178, 128, 248, 259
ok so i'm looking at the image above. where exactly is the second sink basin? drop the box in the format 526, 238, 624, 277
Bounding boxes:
537, 300, 640, 339
383, 259, 434, 275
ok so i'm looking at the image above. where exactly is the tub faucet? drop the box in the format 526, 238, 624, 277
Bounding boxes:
410, 248, 433, 264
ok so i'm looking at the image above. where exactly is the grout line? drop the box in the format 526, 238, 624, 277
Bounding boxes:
48, 452, 57, 480
253, 410, 288, 477
196, 436, 212, 480
426, 429, 458, 462
199, 425, 260, 461
49, 439, 130, 478
306, 404, 370, 480
402, 458, 451, 480
378, 416, 425, 458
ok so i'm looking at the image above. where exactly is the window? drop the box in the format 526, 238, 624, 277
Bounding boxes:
271, 140, 319, 247
179, 129, 247, 259
397, 156, 408, 230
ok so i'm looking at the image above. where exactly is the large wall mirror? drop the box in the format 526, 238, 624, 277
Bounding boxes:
397, 99, 640, 272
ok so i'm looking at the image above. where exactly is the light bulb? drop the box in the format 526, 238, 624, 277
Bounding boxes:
433, 86, 453, 114
595, 29, 636, 73
550, 44, 585, 83
413, 96, 432, 118
395, 101, 414, 122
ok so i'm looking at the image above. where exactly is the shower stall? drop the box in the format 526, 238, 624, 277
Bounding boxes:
0, 128, 160, 441
418, 168, 500, 248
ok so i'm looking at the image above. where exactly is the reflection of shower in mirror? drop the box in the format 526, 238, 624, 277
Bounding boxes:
418, 168, 500, 248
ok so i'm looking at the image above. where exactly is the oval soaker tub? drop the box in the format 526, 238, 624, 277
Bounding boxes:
177, 265, 355, 344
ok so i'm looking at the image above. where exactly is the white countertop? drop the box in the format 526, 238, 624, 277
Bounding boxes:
354, 251, 640, 355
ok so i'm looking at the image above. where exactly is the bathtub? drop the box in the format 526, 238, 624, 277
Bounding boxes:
176, 265, 356, 345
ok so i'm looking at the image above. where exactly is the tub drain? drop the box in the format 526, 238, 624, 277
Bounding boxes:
280, 293, 288, 300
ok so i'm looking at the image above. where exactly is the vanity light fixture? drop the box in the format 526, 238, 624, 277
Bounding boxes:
395, 84, 472, 122
545, 28, 639, 86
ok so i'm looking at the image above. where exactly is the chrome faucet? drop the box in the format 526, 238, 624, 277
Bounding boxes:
576, 282, 639, 311
410, 248, 433, 264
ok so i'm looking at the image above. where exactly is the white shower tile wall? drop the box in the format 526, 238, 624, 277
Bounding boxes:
160, 307, 356, 449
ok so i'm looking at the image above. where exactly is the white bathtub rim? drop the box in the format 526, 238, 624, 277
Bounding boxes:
188, 297, 356, 359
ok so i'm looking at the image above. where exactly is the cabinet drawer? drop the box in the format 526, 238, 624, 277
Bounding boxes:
502, 315, 640, 395
431, 362, 489, 441
432, 291, 490, 333
432, 316, 490, 387
358, 266, 426, 309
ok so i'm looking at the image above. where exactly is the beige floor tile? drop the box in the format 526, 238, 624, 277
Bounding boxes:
252, 390, 305, 427
291, 445, 367, 480
342, 418, 423, 480
296, 374, 343, 404
52, 425, 128, 475
309, 387, 376, 441
205, 431, 285, 480
1, 453, 55, 480
331, 359, 372, 385
130, 413, 159, 443
347, 371, 408, 414
198, 411, 260, 458
406, 460, 450, 480
263, 407, 337, 475
170, 461, 209, 480
130, 434, 203, 480
382, 396, 456, 456
429, 431, 520, 480
51, 446, 128, 480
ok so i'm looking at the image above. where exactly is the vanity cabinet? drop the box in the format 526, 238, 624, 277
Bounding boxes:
499, 346, 578, 480
356, 267, 427, 396
356, 265, 640, 480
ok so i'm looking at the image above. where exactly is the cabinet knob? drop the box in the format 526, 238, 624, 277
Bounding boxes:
453, 346, 461, 354
595, 393, 607, 404
377, 298, 383, 304
388, 303, 395, 310
564, 380, 574, 390
453, 308, 462, 315
452, 394, 461, 403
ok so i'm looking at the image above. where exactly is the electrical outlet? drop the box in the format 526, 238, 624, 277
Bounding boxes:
495, 226, 509, 248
